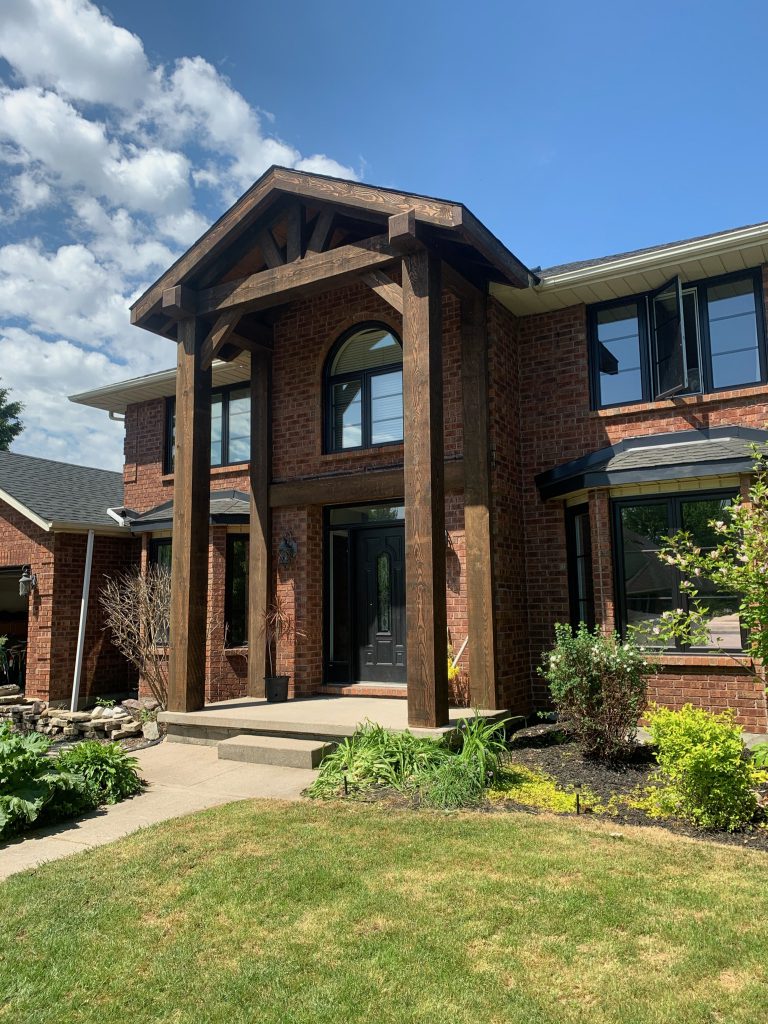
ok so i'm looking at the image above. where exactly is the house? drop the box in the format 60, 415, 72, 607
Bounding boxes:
0, 451, 139, 704
71, 167, 768, 732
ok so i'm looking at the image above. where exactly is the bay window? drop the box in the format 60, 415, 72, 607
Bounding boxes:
613, 492, 742, 650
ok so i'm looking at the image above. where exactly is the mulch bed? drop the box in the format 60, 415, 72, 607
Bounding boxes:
497, 725, 768, 852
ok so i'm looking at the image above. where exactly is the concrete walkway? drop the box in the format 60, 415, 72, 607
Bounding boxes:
0, 741, 317, 881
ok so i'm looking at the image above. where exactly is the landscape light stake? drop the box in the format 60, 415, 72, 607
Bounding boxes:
575, 783, 582, 815
343, 766, 349, 796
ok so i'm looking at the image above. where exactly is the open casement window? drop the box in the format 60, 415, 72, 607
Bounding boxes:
650, 275, 687, 399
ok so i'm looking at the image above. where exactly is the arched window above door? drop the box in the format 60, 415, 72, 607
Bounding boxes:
325, 323, 403, 451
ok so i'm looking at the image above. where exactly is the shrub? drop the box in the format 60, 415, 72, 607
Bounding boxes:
308, 723, 448, 798
0, 723, 97, 839
538, 623, 651, 760
308, 714, 508, 805
57, 741, 144, 804
647, 704, 758, 831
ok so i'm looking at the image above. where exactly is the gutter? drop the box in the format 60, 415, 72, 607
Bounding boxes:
537, 222, 768, 290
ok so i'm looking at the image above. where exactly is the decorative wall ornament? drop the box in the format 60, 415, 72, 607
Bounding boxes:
278, 532, 298, 568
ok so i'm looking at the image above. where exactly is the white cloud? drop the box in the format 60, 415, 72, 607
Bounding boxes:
0, 0, 359, 469
0, 0, 150, 108
11, 171, 52, 212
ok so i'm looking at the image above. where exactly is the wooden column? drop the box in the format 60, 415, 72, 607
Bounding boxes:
460, 290, 497, 708
168, 317, 211, 712
247, 349, 272, 697
402, 248, 449, 728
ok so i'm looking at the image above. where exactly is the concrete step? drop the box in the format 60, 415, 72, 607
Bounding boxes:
217, 733, 335, 769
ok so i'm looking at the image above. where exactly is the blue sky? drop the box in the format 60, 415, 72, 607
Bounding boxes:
0, 0, 766, 467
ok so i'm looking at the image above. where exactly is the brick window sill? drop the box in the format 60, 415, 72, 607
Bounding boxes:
318, 444, 404, 463
224, 646, 248, 655
161, 462, 250, 484
590, 382, 768, 419
655, 653, 755, 669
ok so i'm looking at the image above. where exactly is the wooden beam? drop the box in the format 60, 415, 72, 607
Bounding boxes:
168, 317, 211, 713
247, 349, 271, 698
196, 233, 401, 316
402, 248, 448, 729
162, 285, 197, 319
200, 312, 241, 371
256, 228, 283, 269
268, 460, 464, 508
388, 209, 418, 250
361, 270, 403, 314
460, 291, 497, 709
305, 208, 334, 254
285, 202, 303, 262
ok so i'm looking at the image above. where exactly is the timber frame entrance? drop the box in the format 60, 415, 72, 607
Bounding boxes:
129, 166, 533, 727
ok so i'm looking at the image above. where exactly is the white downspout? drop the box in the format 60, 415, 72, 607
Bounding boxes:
70, 529, 95, 712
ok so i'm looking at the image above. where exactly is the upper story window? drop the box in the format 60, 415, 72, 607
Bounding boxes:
325, 324, 403, 452
589, 269, 766, 409
165, 383, 251, 474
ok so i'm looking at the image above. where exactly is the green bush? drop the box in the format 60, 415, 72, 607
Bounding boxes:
0, 723, 97, 839
647, 704, 758, 831
57, 741, 144, 804
538, 623, 651, 760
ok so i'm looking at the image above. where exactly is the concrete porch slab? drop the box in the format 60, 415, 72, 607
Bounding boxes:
159, 695, 510, 745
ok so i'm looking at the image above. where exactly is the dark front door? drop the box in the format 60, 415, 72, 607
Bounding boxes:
354, 527, 406, 683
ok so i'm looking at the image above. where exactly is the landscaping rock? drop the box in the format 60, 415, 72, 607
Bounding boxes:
90, 706, 104, 720
142, 720, 160, 741
0, 684, 21, 697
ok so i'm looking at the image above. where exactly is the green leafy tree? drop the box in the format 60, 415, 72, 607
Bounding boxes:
0, 381, 23, 450
641, 441, 768, 670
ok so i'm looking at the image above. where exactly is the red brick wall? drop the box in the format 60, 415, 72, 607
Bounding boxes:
487, 299, 531, 715
0, 500, 55, 700
51, 533, 140, 704
0, 499, 139, 704
125, 280, 469, 704
516, 265, 768, 728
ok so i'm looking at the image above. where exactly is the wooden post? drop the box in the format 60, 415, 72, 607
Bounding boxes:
168, 317, 211, 712
247, 348, 272, 697
460, 290, 497, 708
402, 248, 449, 728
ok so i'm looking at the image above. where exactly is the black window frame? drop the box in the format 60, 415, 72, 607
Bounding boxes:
588, 268, 766, 410
611, 489, 743, 653
323, 321, 404, 454
224, 534, 249, 649
565, 503, 595, 630
164, 381, 251, 474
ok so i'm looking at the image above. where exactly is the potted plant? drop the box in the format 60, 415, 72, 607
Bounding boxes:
261, 594, 306, 703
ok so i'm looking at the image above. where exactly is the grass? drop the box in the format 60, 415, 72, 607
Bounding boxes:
2, 801, 768, 1023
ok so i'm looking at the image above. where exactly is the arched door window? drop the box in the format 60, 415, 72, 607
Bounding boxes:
325, 324, 403, 451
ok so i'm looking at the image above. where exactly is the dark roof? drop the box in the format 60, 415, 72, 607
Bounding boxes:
129, 490, 250, 533
0, 450, 124, 529
536, 427, 767, 500
538, 220, 767, 278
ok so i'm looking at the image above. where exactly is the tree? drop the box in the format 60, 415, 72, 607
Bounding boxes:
638, 441, 768, 670
0, 381, 23, 450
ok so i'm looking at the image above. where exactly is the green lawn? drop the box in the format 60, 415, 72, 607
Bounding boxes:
2, 802, 768, 1023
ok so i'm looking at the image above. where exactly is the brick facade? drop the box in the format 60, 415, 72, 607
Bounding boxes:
0, 498, 139, 705
126, 280, 470, 706
514, 266, 768, 730
118, 259, 768, 728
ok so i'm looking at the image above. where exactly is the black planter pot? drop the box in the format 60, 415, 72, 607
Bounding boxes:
265, 675, 289, 703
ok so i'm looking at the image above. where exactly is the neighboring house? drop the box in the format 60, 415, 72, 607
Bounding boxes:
0, 451, 139, 704
71, 167, 768, 731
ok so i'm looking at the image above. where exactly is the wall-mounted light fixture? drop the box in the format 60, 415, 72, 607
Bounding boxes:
19, 565, 37, 597
278, 532, 298, 569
